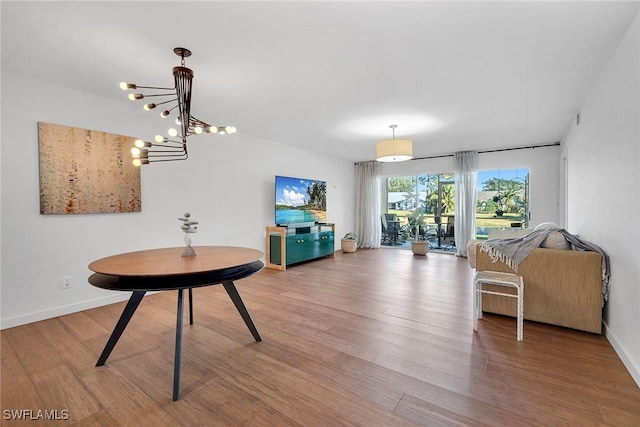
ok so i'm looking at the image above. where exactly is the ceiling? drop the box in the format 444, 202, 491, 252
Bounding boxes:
2, 1, 638, 162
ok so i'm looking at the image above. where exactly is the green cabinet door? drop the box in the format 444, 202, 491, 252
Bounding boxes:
269, 230, 334, 267
282, 231, 335, 266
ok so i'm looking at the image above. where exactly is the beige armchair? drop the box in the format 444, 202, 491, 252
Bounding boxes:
473, 246, 603, 333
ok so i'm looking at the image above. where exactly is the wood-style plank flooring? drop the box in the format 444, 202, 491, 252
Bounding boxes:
2, 249, 639, 426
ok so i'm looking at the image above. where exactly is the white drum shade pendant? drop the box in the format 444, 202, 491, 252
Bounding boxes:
375, 125, 413, 162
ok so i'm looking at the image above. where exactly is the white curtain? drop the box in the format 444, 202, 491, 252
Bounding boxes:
454, 151, 478, 256
354, 161, 381, 248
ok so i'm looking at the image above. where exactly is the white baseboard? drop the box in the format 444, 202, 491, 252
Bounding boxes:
0, 294, 131, 330
604, 321, 640, 388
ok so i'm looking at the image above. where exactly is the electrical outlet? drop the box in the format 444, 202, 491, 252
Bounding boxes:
62, 276, 72, 289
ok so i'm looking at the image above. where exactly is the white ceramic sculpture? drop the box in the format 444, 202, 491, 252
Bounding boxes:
178, 212, 199, 257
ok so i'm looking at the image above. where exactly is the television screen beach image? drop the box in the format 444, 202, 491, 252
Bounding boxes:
275, 176, 327, 225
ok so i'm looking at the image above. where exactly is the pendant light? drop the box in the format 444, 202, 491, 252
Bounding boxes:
375, 124, 413, 162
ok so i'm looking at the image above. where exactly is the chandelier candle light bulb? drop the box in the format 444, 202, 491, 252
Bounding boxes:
135, 140, 151, 148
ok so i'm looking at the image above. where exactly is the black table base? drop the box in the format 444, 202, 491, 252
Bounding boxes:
89, 260, 263, 401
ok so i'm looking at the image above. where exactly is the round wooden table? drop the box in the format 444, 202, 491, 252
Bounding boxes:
88, 246, 264, 401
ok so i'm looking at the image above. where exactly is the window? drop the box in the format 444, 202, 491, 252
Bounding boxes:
382, 168, 530, 244
476, 169, 529, 239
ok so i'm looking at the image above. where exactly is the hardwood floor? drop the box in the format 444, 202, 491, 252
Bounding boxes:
2, 249, 639, 426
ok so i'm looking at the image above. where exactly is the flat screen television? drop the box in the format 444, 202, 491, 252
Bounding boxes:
275, 175, 327, 226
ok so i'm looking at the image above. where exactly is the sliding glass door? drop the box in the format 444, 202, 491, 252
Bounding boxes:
434, 178, 455, 248
383, 168, 530, 245
382, 173, 457, 250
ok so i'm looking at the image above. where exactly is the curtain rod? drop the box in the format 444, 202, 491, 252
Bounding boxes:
410, 141, 561, 161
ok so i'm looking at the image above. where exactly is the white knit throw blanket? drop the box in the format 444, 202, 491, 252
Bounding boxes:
480, 228, 611, 305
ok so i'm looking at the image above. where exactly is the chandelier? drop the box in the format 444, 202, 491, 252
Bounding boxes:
375, 124, 413, 162
120, 47, 236, 166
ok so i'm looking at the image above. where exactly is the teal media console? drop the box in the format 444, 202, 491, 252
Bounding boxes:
266, 224, 335, 270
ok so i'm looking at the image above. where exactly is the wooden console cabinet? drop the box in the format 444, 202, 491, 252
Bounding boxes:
266, 224, 335, 270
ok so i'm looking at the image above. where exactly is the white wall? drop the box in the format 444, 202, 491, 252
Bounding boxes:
562, 11, 640, 386
0, 72, 354, 329
380, 145, 561, 227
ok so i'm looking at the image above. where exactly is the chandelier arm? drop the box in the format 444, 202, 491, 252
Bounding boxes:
186, 116, 212, 136
133, 85, 175, 91
146, 146, 187, 157
148, 142, 184, 148
148, 153, 186, 158
161, 105, 179, 115
144, 149, 186, 154
189, 116, 210, 127
145, 143, 188, 161
147, 156, 189, 163
136, 93, 177, 98
147, 98, 178, 107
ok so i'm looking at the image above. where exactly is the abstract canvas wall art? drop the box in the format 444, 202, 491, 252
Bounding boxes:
38, 122, 141, 214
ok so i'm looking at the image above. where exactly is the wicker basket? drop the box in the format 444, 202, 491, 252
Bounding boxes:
341, 238, 358, 253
